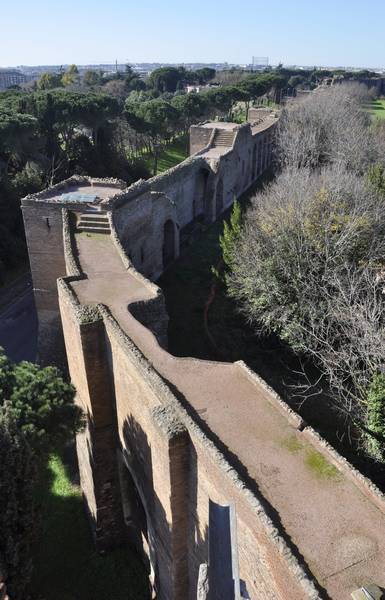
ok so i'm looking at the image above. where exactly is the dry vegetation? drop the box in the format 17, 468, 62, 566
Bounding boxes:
225, 84, 385, 459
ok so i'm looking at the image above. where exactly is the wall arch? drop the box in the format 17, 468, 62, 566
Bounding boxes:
162, 219, 176, 269
194, 168, 209, 220
252, 144, 257, 181
215, 178, 224, 218
118, 451, 158, 596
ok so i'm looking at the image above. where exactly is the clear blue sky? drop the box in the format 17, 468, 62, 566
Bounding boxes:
2, 0, 384, 68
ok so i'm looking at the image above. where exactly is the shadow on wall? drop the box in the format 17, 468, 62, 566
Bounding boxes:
188, 443, 209, 597
159, 376, 329, 600
30, 447, 150, 600
122, 413, 208, 600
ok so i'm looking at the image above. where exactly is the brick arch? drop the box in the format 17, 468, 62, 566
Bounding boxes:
252, 144, 257, 181
118, 450, 158, 596
215, 178, 224, 218
162, 219, 176, 269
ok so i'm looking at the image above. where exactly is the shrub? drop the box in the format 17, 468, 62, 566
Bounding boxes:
0, 414, 36, 599
225, 167, 385, 424
0, 349, 83, 453
366, 373, 385, 461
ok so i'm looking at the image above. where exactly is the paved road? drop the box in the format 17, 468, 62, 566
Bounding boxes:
0, 275, 38, 363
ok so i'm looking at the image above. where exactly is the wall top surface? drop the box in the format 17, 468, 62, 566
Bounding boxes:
65, 230, 385, 600
21, 176, 127, 206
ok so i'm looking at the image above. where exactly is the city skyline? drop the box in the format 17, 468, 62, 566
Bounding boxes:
1, 0, 384, 69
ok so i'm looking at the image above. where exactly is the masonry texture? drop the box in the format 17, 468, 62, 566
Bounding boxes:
22, 112, 385, 600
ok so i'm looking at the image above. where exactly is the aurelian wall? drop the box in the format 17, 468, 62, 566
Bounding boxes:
22, 201, 68, 366
57, 206, 319, 599
22, 119, 276, 364
108, 121, 276, 281
57, 273, 321, 600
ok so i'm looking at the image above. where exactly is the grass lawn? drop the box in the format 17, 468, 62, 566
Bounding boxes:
31, 453, 149, 600
142, 136, 188, 176
365, 98, 385, 120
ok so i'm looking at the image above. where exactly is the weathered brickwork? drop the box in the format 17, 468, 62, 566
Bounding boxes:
22, 114, 385, 600
22, 114, 277, 366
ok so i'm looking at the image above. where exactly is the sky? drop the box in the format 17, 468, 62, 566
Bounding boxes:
1, 0, 384, 69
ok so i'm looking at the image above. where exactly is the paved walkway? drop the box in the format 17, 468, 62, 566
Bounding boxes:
70, 233, 385, 599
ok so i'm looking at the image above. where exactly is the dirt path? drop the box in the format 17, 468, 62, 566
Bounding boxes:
70, 233, 385, 599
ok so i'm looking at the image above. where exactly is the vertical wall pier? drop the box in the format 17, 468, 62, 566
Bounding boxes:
58, 285, 125, 550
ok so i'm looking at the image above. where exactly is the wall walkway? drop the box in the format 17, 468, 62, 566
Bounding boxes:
63, 230, 385, 600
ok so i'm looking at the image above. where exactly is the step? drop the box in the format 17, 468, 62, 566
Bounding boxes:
77, 225, 111, 234
78, 221, 110, 230
79, 214, 109, 223
79, 217, 109, 225
213, 131, 235, 147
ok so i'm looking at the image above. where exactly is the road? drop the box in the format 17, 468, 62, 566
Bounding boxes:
0, 274, 38, 363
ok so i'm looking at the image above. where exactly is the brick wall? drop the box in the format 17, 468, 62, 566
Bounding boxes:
57, 279, 321, 600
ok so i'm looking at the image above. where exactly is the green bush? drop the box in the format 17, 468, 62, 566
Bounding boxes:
0, 349, 83, 453
366, 373, 385, 461
220, 200, 242, 272
0, 414, 36, 599
0, 348, 84, 596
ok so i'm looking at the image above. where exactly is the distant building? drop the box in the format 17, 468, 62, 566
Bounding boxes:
252, 56, 269, 71
0, 69, 27, 90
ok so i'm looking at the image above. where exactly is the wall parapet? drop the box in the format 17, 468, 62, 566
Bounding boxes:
237, 361, 385, 515
23, 175, 126, 205
57, 254, 324, 597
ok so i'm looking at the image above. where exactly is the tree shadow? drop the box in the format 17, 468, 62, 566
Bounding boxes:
122, 412, 208, 599
30, 445, 150, 600
162, 376, 329, 599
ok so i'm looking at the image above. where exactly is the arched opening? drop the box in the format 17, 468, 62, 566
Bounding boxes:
252, 144, 257, 180
118, 455, 157, 595
162, 219, 175, 268
258, 140, 263, 175
215, 178, 224, 218
119, 460, 149, 549
194, 168, 209, 220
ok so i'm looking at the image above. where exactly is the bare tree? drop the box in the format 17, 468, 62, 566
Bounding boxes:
275, 84, 381, 173
226, 166, 385, 438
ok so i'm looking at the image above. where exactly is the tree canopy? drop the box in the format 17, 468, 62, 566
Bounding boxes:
222, 84, 385, 457
0, 348, 83, 453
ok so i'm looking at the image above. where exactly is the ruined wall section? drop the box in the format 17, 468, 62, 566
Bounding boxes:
108, 120, 276, 282
58, 277, 322, 599
189, 124, 215, 155
57, 210, 321, 598
22, 201, 67, 366
107, 157, 215, 280
108, 214, 169, 347
58, 282, 125, 550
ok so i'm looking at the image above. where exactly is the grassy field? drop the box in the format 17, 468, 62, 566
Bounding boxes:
366, 98, 385, 120
31, 453, 149, 600
143, 136, 188, 176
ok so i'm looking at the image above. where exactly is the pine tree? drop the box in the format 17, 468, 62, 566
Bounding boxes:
0, 414, 36, 599
220, 199, 242, 272
0, 348, 83, 453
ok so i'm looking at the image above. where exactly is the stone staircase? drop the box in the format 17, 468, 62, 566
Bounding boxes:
77, 210, 111, 234
212, 129, 235, 147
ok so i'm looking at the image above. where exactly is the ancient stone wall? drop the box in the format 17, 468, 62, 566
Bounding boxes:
108, 120, 276, 282
22, 201, 67, 366
57, 275, 322, 600
22, 118, 277, 364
